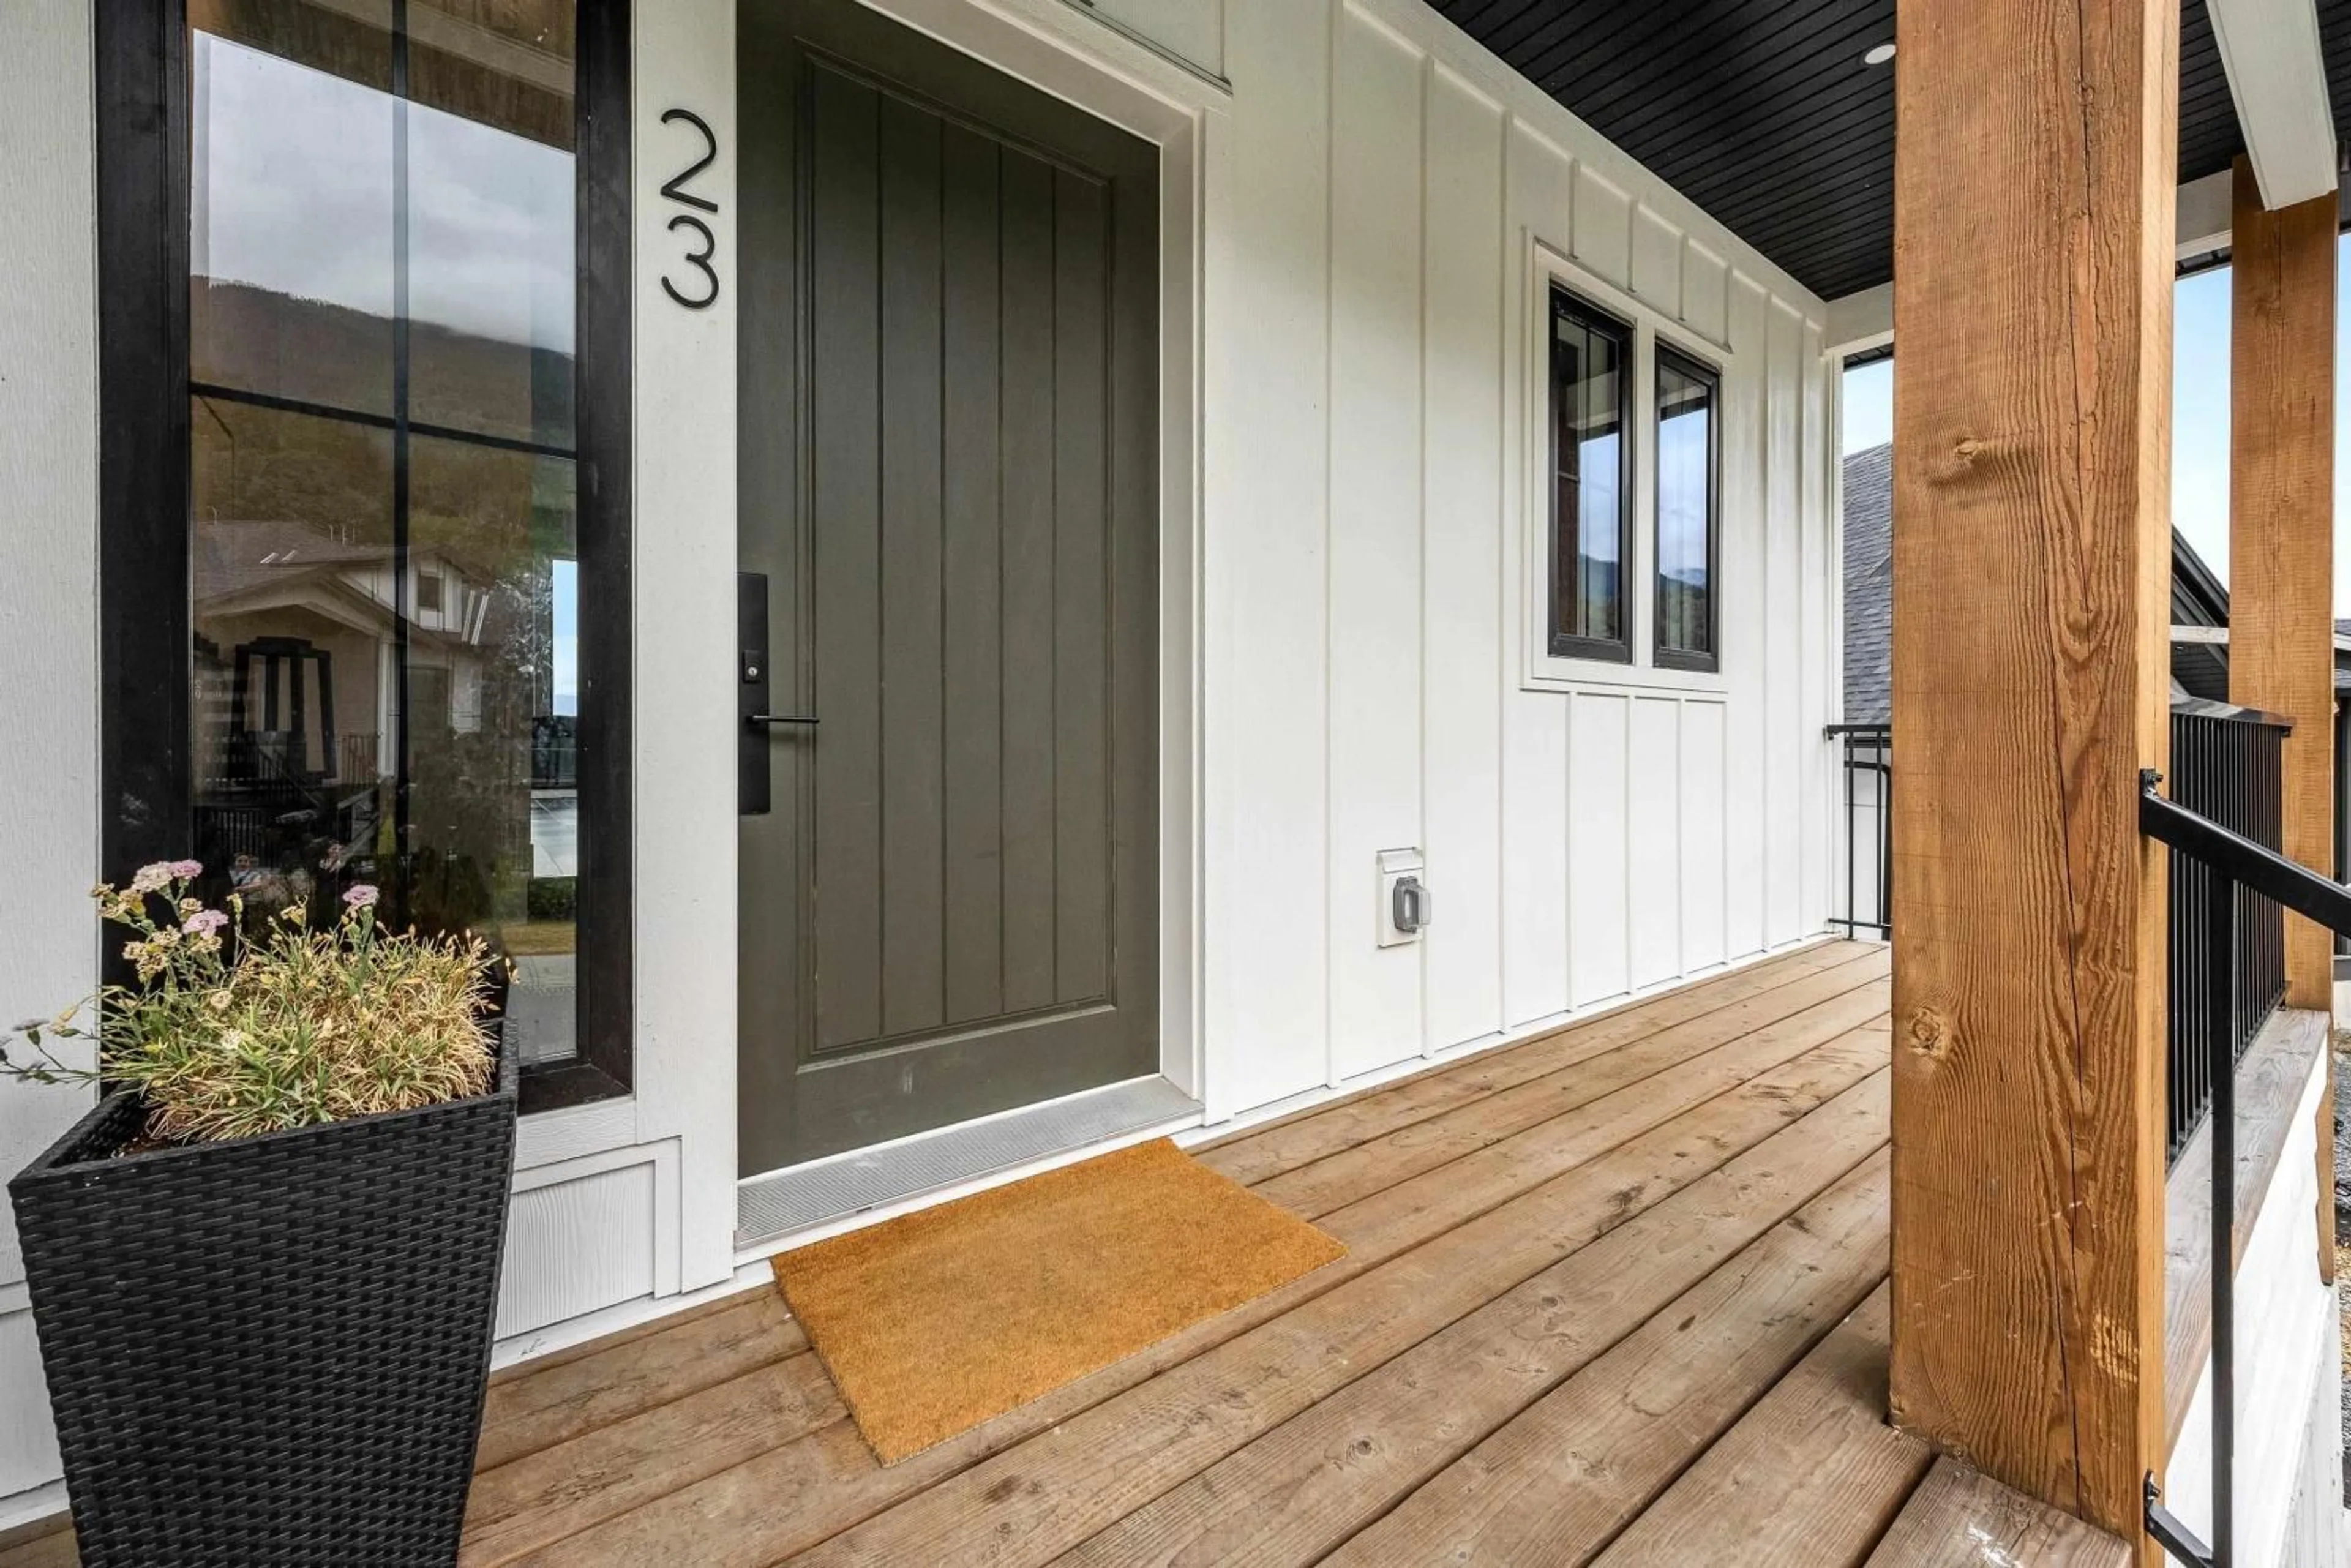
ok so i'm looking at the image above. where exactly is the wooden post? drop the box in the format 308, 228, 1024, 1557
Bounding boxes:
2229, 155, 2338, 1013
1888, 0, 2174, 1550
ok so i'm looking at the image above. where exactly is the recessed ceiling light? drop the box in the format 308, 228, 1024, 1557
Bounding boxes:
1864, 42, 1897, 66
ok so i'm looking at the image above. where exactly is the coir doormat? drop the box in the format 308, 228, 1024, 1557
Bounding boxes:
771, 1138, 1345, 1463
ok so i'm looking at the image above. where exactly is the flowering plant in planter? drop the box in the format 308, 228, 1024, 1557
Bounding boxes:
2, 862, 496, 1146
4, 861, 518, 1566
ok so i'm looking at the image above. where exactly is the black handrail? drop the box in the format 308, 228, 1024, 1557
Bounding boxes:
2138, 769, 2351, 1568
2143, 784, 2351, 932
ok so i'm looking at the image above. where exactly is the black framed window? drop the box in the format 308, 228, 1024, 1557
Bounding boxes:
99, 0, 632, 1111
1548, 288, 1633, 661
1654, 344, 1720, 672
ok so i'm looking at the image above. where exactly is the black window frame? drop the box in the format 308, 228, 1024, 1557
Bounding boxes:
1546, 286, 1636, 664
97, 0, 636, 1113
1651, 339, 1722, 674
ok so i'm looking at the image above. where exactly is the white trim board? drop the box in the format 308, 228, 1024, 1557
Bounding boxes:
2164, 1037, 2336, 1567
0, 1481, 67, 1540
735, 1078, 1202, 1245
2205, 0, 2338, 209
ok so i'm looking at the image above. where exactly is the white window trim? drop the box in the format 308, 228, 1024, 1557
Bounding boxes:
1521, 241, 1733, 698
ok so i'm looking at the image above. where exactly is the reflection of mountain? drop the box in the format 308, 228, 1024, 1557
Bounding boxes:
1657, 567, 1709, 650
195, 277, 574, 445
192, 281, 577, 587
188, 279, 569, 928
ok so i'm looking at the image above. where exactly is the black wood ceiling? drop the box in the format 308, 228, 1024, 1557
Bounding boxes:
1430, 0, 2351, 302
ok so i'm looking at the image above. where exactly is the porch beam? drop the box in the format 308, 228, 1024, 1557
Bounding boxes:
2228, 154, 2338, 1013
1888, 0, 2173, 1551
1826, 170, 2351, 359
2204, 0, 2339, 209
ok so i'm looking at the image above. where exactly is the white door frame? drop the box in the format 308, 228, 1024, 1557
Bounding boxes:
623, 0, 1216, 1302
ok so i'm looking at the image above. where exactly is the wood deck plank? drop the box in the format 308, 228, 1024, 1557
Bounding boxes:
0, 1532, 74, 1568
460, 1351, 846, 1565
1864, 1457, 2132, 1567
1314, 1020, 1888, 1254
1591, 1284, 1931, 1568
0, 1516, 74, 1568
1194, 942, 1875, 1184
1052, 1083, 1892, 1568
1253, 958, 1891, 1217
0, 967, 2127, 1568
511, 1029, 1889, 1567
476, 1291, 808, 1471
1323, 1152, 1891, 1566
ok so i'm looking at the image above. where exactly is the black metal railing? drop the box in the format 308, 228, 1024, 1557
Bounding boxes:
2163, 701, 2290, 1163
1832, 706, 2289, 1167
1827, 724, 1891, 939
2139, 773, 2351, 1568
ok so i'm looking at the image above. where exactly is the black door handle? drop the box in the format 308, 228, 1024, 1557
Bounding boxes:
747, 714, 819, 727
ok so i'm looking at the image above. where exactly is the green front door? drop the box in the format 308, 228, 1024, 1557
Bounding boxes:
736, 0, 1161, 1174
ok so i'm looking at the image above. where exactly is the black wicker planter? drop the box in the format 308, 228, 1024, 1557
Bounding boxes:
7, 1039, 517, 1567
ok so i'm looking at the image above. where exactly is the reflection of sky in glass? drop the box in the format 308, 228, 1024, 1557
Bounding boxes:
1578, 433, 1620, 565
193, 34, 574, 353
410, 101, 575, 354
1659, 404, 1709, 584
193, 35, 392, 319
551, 559, 579, 715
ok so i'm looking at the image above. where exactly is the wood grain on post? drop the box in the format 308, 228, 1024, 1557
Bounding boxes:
1888, 0, 2175, 1552
2229, 155, 2338, 1015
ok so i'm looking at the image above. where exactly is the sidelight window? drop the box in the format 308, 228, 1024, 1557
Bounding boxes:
101, 0, 632, 1109
1547, 288, 1633, 662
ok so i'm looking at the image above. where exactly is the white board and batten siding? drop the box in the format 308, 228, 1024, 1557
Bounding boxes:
0, 0, 96, 1520
1202, 0, 1839, 1116
0, 0, 1843, 1516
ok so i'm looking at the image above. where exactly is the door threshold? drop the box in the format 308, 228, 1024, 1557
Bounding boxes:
735, 1076, 1201, 1248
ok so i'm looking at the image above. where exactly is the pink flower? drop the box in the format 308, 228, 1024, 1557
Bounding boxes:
168, 860, 203, 880
127, 863, 174, 895
182, 909, 229, 936
342, 885, 380, 911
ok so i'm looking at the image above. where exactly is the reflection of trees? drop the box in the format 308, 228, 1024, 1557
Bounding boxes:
189, 279, 578, 949
406, 528, 567, 940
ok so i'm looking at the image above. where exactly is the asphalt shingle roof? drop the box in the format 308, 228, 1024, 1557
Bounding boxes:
1840, 445, 1892, 726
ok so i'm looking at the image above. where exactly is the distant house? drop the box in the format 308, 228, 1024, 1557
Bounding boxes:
192, 517, 501, 798
1840, 440, 2351, 919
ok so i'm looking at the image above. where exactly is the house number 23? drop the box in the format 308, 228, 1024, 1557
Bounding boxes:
659, 108, 720, 310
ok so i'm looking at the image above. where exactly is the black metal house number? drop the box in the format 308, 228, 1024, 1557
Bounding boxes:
659, 108, 720, 310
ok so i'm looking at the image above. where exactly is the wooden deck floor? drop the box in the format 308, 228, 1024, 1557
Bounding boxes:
0, 939, 2132, 1567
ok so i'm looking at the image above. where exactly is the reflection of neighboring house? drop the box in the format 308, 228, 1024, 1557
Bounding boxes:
192, 518, 495, 793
